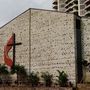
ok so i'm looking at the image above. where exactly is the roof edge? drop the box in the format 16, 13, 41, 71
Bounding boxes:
0, 8, 30, 29
0, 8, 82, 29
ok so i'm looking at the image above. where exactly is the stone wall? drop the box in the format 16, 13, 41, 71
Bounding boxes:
0, 10, 30, 72
30, 9, 76, 84
0, 9, 77, 85
81, 17, 90, 82
81, 17, 90, 63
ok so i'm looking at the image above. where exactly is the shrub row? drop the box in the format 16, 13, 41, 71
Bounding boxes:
0, 64, 72, 87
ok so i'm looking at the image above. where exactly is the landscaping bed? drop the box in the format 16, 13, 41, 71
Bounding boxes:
77, 84, 90, 90
0, 86, 72, 90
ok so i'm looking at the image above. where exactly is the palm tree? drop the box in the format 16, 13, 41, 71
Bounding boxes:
56, 70, 68, 87
28, 72, 40, 87
41, 72, 53, 87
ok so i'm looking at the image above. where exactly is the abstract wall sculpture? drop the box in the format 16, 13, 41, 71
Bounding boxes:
4, 35, 13, 67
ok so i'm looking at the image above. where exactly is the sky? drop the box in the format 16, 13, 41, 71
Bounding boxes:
0, 0, 52, 27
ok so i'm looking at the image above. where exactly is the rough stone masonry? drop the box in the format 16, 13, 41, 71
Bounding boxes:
0, 8, 90, 85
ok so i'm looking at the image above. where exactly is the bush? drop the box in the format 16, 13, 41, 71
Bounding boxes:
0, 78, 2, 84
28, 72, 40, 87
41, 72, 53, 87
11, 64, 27, 75
56, 70, 68, 87
0, 64, 9, 75
10, 64, 27, 83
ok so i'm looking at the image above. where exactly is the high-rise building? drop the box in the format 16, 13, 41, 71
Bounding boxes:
52, 0, 65, 12
52, 0, 58, 11
78, 0, 85, 16
84, 0, 90, 16
52, 0, 90, 16
65, 0, 78, 15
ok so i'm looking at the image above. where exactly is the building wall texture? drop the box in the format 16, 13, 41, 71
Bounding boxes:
1, 9, 89, 85
81, 17, 90, 82
81, 17, 90, 62
30, 9, 76, 84
0, 10, 30, 72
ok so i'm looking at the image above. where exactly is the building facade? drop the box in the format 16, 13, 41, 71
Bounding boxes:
84, 0, 90, 16
65, 0, 78, 15
0, 8, 90, 85
53, 0, 65, 12
52, 0, 90, 16
81, 17, 90, 82
78, 0, 85, 16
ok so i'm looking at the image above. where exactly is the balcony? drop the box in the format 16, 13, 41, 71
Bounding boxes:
53, 0, 58, 5
65, 8, 73, 12
84, 11, 90, 16
85, 4, 90, 10
53, 5, 58, 9
72, 9, 78, 13
65, 0, 72, 3
84, 0, 90, 4
65, 4, 78, 12
65, 0, 78, 8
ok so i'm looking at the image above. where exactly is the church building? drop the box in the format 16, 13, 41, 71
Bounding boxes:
0, 8, 90, 85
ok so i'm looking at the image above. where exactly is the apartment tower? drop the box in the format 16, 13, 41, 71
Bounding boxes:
84, 0, 90, 16
52, 0, 65, 12
53, 0, 90, 16
65, 0, 78, 15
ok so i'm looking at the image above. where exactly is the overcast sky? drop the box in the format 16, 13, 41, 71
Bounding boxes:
0, 0, 52, 27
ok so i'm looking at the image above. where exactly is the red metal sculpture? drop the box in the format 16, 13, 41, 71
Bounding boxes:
4, 35, 13, 67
